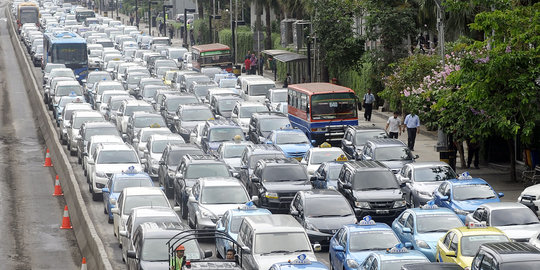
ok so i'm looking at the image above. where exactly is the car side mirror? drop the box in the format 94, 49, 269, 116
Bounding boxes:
173, 116, 179, 121
127, 250, 137, 259
402, 227, 412, 234
251, 195, 258, 202
109, 198, 117, 205
414, 154, 419, 159
440, 195, 449, 201
332, 245, 345, 252
140, 158, 147, 164
188, 196, 197, 203
173, 206, 181, 211
242, 246, 251, 254
498, 192, 504, 198
143, 149, 149, 154
310, 176, 318, 182
175, 172, 183, 179
204, 250, 213, 258
102, 188, 110, 193
87, 159, 95, 165
251, 177, 259, 183
111, 208, 120, 215
290, 210, 299, 216
117, 111, 123, 116
342, 183, 352, 189
313, 243, 322, 252
343, 140, 352, 146
401, 177, 411, 184
404, 242, 413, 249
363, 156, 372, 161
133, 138, 139, 143
119, 230, 128, 238
159, 160, 165, 165
446, 250, 456, 257
240, 165, 248, 170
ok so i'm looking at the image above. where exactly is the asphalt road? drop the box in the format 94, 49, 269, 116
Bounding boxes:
0, 2, 80, 269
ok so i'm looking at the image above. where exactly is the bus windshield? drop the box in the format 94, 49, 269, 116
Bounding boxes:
311, 93, 357, 120
20, 9, 39, 24
76, 11, 95, 22
53, 44, 87, 66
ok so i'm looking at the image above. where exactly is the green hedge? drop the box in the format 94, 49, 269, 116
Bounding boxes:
193, 19, 211, 45
218, 28, 254, 63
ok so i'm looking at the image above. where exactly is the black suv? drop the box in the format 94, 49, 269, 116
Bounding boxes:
247, 112, 291, 144
341, 125, 387, 160
337, 160, 406, 221
250, 158, 311, 213
173, 155, 232, 219
158, 143, 204, 198
471, 242, 540, 270
238, 144, 286, 189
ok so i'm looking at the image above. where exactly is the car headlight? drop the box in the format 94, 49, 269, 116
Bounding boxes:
151, 159, 158, 165
416, 240, 430, 249
393, 200, 407, 208
265, 192, 279, 199
305, 222, 319, 232
201, 209, 215, 218
454, 208, 470, 216
96, 171, 107, 178
346, 259, 360, 269
355, 201, 370, 209
96, 183, 105, 188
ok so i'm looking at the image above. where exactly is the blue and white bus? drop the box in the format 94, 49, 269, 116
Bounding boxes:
43, 31, 88, 82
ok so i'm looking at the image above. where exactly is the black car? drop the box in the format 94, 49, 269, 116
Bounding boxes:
238, 144, 286, 189
250, 158, 311, 213
158, 143, 204, 198
290, 189, 356, 247
341, 125, 387, 160
470, 242, 540, 270
401, 263, 463, 270
337, 160, 407, 222
247, 112, 291, 144
173, 155, 232, 219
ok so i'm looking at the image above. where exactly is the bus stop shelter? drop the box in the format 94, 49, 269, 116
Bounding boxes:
262, 50, 308, 84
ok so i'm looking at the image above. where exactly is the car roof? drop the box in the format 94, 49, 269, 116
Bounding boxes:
97, 143, 132, 151
400, 262, 464, 270
481, 242, 540, 263
367, 138, 407, 147
237, 101, 267, 107
447, 178, 488, 186
371, 249, 429, 262
83, 121, 115, 128
124, 99, 153, 106
252, 112, 287, 119
149, 134, 184, 141
131, 111, 162, 117
57, 80, 81, 86
345, 222, 393, 233
408, 207, 458, 216
137, 222, 190, 238
349, 125, 385, 131
299, 189, 343, 199
345, 160, 389, 171
243, 215, 304, 233
73, 110, 103, 117
229, 207, 272, 217
453, 226, 506, 236
405, 162, 453, 169
131, 207, 178, 219
479, 202, 529, 210
272, 129, 305, 135
199, 177, 243, 187
122, 187, 164, 196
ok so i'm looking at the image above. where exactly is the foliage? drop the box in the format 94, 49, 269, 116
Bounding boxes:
218, 28, 255, 63
193, 19, 211, 44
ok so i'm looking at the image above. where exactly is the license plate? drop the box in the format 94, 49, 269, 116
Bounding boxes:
376, 210, 389, 214
294, 157, 302, 161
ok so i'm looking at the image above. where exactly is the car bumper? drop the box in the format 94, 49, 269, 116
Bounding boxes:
353, 207, 406, 220
197, 217, 217, 230
93, 176, 109, 194
519, 197, 540, 216
307, 231, 333, 247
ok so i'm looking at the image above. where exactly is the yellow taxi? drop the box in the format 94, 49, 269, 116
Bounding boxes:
162, 70, 177, 86
435, 222, 510, 269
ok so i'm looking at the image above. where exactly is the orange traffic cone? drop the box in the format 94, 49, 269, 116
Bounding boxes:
80, 257, 87, 270
43, 148, 53, 167
53, 175, 63, 196
60, 205, 72, 229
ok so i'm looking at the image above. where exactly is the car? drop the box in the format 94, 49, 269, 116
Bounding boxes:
247, 112, 291, 144
157, 144, 204, 198
238, 144, 286, 190
341, 125, 388, 160
173, 104, 215, 142
337, 160, 407, 221
125, 111, 167, 143
132, 127, 172, 158
83, 135, 124, 175
210, 95, 243, 118
75, 121, 119, 164
230, 101, 269, 133
142, 134, 185, 179
111, 187, 178, 241
88, 143, 143, 201
464, 202, 540, 242
215, 203, 272, 259
290, 190, 356, 247
433, 178, 504, 222
83, 71, 112, 104
435, 222, 510, 269
359, 245, 430, 270
51, 80, 84, 111
270, 254, 329, 270
205, 87, 240, 105
310, 161, 347, 190
136, 84, 167, 104
118, 206, 181, 262
123, 72, 150, 94
517, 183, 540, 216
93, 81, 125, 108
250, 158, 311, 213
53, 95, 85, 121
135, 77, 165, 98
359, 139, 418, 174
158, 93, 199, 128
199, 119, 245, 155
115, 99, 155, 136
392, 205, 464, 261
214, 141, 254, 174
470, 242, 540, 270
328, 217, 406, 270
67, 110, 105, 155
187, 177, 253, 229
301, 144, 347, 178
400, 262, 464, 270
173, 155, 233, 219
265, 88, 288, 112
101, 167, 154, 223
397, 162, 459, 207
104, 96, 134, 123
265, 129, 313, 161
186, 78, 216, 100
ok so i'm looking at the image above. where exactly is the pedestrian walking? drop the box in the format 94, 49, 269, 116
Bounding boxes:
363, 89, 375, 121
189, 28, 195, 46
403, 111, 420, 151
283, 73, 291, 88
269, 56, 277, 81
244, 56, 251, 74
168, 25, 174, 39
466, 138, 480, 169
129, 14, 134, 26
136, 16, 140, 27
258, 53, 264, 75
385, 112, 402, 138
250, 54, 257, 75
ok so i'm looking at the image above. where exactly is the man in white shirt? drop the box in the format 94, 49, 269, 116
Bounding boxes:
385, 112, 402, 139
403, 112, 420, 151
363, 89, 375, 121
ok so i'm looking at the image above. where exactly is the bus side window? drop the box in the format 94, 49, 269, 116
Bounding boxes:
300, 94, 307, 111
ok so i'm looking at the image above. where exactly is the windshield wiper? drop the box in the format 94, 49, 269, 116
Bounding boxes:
422, 229, 447, 233
293, 249, 311, 252
360, 187, 395, 191
261, 250, 292, 255
465, 197, 490, 200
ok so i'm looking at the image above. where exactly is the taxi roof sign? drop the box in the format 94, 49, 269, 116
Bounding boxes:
336, 154, 348, 162
122, 166, 138, 174
358, 215, 376, 225
319, 142, 331, 148
69, 91, 77, 97
387, 243, 408, 253
149, 123, 161, 128
458, 171, 473, 180
420, 200, 438, 210
466, 221, 487, 229
238, 201, 258, 210
288, 254, 311, 265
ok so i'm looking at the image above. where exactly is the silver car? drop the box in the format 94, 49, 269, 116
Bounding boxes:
465, 202, 540, 242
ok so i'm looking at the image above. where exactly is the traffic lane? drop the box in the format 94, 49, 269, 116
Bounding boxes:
0, 3, 80, 268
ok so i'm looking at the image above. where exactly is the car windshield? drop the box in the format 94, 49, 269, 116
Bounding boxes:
165, 72, 176, 80
142, 87, 161, 99
73, 116, 104, 128
261, 165, 307, 182
127, 75, 146, 84
275, 132, 309, 144
248, 154, 284, 169
217, 99, 239, 113
181, 108, 213, 121
185, 164, 230, 178
51, 69, 74, 77
98, 84, 124, 93
201, 186, 248, 204
380, 260, 429, 270
460, 235, 509, 256
113, 178, 152, 192
453, 184, 496, 200
349, 231, 400, 252
305, 197, 353, 217
124, 105, 154, 116
414, 166, 457, 182
166, 97, 198, 109
140, 130, 171, 142
499, 261, 540, 270
374, 146, 414, 161
152, 140, 182, 153
193, 86, 211, 97
167, 149, 203, 166
123, 194, 169, 214
254, 232, 311, 254
352, 171, 398, 190
310, 150, 345, 164
259, 118, 291, 132
355, 131, 387, 145
271, 91, 287, 102
97, 150, 139, 164
239, 106, 268, 118
168, 50, 183, 59
416, 215, 463, 233
134, 116, 166, 128
141, 239, 201, 261
209, 128, 244, 142
84, 127, 118, 140
56, 85, 83, 96
59, 97, 83, 107
223, 144, 249, 158
249, 84, 274, 96
88, 73, 112, 84
327, 165, 343, 180
490, 208, 539, 226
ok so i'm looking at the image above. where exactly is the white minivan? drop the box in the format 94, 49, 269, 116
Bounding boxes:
241, 77, 276, 103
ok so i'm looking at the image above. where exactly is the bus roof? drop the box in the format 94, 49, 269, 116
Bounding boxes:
192, 43, 230, 52
45, 32, 86, 44
18, 2, 38, 7
288, 83, 355, 95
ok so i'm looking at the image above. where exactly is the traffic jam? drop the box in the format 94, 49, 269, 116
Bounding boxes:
12, 0, 540, 269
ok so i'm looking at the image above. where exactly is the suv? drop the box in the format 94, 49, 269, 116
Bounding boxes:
143, 134, 185, 179
247, 112, 291, 144
158, 144, 204, 198
199, 119, 245, 154
337, 160, 407, 221
250, 158, 311, 213
359, 139, 418, 174
159, 93, 199, 128
230, 101, 269, 133
173, 155, 232, 219
238, 144, 286, 189
76, 121, 119, 164
210, 95, 243, 118
341, 125, 388, 160
125, 111, 166, 143
471, 242, 540, 270
173, 104, 215, 142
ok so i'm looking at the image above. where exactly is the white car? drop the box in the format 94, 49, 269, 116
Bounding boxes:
67, 111, 104, 155
301, 146, 347, 178
518, 184, 540, 216
115, 99, 155, 136
83, 135, 123, 174
143, 134, 185, 178
230, 101, 269, 133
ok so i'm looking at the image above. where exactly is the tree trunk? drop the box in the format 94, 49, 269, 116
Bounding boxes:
264, 2, 272, 49
457, 140, 466, 169
197, 0, 204, 19
508, 139, 516, 182
255, 1, 262, 32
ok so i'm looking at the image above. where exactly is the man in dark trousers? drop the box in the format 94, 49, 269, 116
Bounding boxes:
403, 111, 420, 151
169, 25, 174, 39
269, 56, 276, 81
363, 89, 375, 121
466, 139, 480, 169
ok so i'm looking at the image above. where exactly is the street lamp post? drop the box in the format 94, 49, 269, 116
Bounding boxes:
183, 8, 196, 48
163, 4, 173, 38
149, 1, 158, 36
135, 0, 138, 28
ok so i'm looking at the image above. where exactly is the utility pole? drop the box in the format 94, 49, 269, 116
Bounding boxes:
135, 0, 138, 28
434, 0, 445, 64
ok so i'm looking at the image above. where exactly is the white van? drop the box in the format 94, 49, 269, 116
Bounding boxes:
237, 214, 320, 270
241, 77, 276, 103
